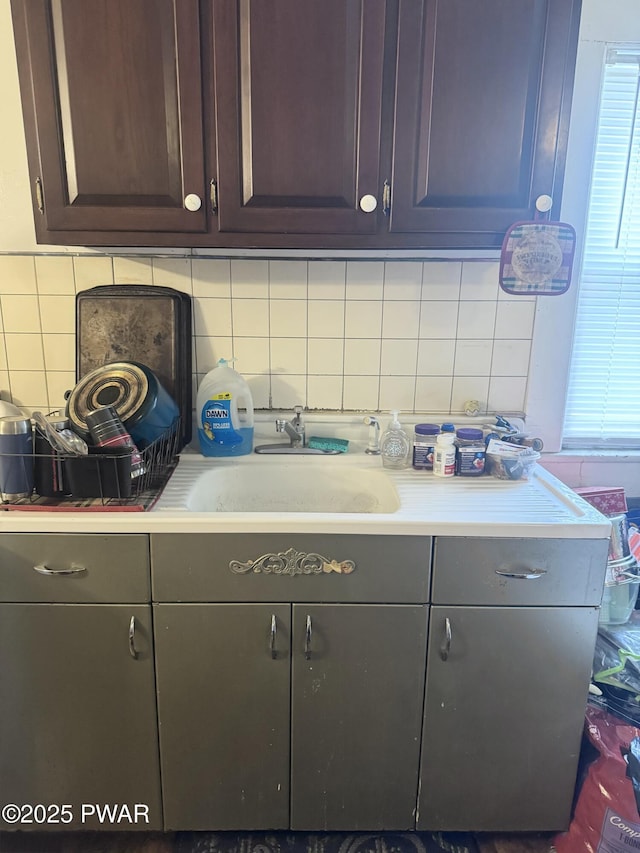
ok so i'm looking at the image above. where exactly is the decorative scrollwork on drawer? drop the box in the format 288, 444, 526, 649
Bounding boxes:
229, 547, 355, 576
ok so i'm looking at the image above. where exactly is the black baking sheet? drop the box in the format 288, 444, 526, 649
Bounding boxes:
76, 285, 192, 450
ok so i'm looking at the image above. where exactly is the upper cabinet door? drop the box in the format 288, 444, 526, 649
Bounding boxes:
389, 0, 581, 247
211, 0, 386, 235
11, 0, 207, 234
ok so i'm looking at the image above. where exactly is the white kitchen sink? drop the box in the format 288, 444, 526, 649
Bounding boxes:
183, 458, 400, 514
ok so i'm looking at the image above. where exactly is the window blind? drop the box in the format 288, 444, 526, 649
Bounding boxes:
563, 48, 640, 449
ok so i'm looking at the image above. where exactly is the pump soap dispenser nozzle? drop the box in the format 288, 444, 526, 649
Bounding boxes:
380, 410, 410, 469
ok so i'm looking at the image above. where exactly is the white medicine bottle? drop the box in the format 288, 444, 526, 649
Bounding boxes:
380, 411, 410, 469
196, 358, 254, 456
433, 432, 456, 478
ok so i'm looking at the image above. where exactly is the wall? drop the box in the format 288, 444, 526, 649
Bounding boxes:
0, 3, 533, 420
2, 1, 639, 494
0, 253, 533, 418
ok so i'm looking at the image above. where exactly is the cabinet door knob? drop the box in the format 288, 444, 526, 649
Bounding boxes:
359, 194, 377, 213
184, 193, 202, 212
128, 616, 138, 659
440, 617, 452, 661
535, 194, 553, 213
33, 564, 86, 576
304, 615, 312, 660
495, 569, 547, 580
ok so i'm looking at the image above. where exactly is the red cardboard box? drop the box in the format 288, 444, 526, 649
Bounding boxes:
573, 486, 627, 515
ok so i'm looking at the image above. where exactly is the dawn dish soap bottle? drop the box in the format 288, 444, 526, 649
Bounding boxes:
196, 358, 255, 456
380, 410, 410, 469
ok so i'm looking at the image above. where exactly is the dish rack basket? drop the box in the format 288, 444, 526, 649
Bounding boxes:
1, 417, 182, 509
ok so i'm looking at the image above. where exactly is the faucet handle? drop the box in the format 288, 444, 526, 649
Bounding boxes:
294, 405, 304, 417
364, 415, 381, 455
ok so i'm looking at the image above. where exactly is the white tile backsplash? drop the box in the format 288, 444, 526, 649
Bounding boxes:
343, 375, 380, 411
232, 299, 270, 337
270, 338, 308, 374
2, 295, 41, 333
345, 300, 382, 338
494, 300, 536, 339
344, 339, 381, 375
383, 261, 423, 300
0, 255, 37, 294
230, 259, 269, 297
381, 301, 421, 338
308, 261, 346, 299
6, 333, 44, 371
456, 301, 497, 339
192, 258, 231, 298
269, 260, 308, 299
39, 295, 75, 333
194, 298, 233, 337
269, 299, 307, 337
34, 256, 74, 294
307, 338, 343, 375
113, 257, 153, 285
0, 254, 536, 417
73, 256, 113, 292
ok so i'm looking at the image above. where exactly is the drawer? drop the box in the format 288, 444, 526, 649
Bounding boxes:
151, 533, 431, 603
432, 537, 609, 606
0, 534, 150, 603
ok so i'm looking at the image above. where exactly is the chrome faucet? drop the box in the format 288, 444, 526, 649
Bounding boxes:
363, 415, 381, 455
275, 405, 305, 447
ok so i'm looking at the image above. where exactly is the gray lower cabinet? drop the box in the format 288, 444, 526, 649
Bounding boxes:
0, 603, 162, 831
154, 603, 291, 831
417, 536, 609, 832
291, 604, 427, 830
418, 605, 600, 831
153, 601, 428, 831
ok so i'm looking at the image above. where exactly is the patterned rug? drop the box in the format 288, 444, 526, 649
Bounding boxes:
173, 832, 478, 853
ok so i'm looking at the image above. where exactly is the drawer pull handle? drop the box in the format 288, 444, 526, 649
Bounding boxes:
128, 616, 138, 659
33, 564, 87, 576
495, 569, 547, 580
304, 615, 312, 660
440, 617, 452, 662
270, 614, 277, 660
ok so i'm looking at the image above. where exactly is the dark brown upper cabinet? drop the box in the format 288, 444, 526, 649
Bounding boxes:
389, 0, 580, 247
11, 0, 581, 249
11, 0, 207, 238
211, 0, 386, 236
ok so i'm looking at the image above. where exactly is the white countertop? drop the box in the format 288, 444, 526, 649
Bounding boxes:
0, 449, 612, 538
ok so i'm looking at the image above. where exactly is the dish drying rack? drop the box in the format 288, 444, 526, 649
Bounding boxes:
1, 417, 182, 512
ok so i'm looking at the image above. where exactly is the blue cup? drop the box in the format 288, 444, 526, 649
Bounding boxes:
0, 416, 34, 500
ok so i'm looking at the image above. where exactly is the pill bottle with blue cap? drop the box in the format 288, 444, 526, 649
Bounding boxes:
455, 427, 486, 476
413, 423, 440, 470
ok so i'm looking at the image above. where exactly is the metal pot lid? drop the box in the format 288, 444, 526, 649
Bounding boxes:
67, 362, 149, 434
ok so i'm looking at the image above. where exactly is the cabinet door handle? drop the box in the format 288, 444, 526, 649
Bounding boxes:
33, 564, 87, 576
128, 616, 138, 659
270, 614, 277, 659
495, 569, 547, 580
440, 617, 452, 661
304, 615, 312, 660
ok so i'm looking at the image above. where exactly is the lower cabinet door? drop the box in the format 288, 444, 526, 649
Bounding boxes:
154, 604, 291, 830
419, 606, 600, 831
291, 604, 428, 830
0, 604, 162, 831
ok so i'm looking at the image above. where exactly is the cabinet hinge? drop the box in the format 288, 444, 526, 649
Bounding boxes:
35, 177, 45, 214
382, 179, 391, 216
210, 178, 218, 215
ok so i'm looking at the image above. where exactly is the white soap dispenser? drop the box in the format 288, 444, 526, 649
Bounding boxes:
380, 411, 410, 469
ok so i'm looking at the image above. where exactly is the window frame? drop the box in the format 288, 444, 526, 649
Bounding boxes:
525, 0, 640, 452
